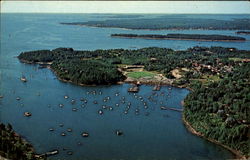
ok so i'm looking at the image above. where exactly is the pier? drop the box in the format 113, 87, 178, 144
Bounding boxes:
160, 106, 183, 112
128, 85, 139, 93
35, 150, 59, 158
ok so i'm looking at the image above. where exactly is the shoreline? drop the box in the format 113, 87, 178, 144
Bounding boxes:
0, 129, 38, 159
182, 115, 247, 159
1, 128, 56, 159
111, 35, 246, 42
19, 59, 53, 65
60, 23, 250, 31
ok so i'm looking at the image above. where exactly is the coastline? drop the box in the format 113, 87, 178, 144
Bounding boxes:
14, 132, 36, 153
60, 23, 250, 31
182, 115, 247, 160
19, 59, 53, 65
1, 128, 56, 159
0, 130, 37, 160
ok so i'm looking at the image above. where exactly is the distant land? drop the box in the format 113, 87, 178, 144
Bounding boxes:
236, 31, 250, 35
61, 17, 250, 30
111, 33, 246, 42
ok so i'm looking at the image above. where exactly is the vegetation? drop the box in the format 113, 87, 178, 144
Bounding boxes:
19, 48, 126, 85
184, 63, 250, 157
61, 17, 250, 30
236, 31, 250, 35
127, 71, 156, 79
51, 59, 125, 85
111, 33, 246, 41
0, 123, 45, 160
18, 46, 250, 157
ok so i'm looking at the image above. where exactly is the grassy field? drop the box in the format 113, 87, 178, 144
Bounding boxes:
127, 71, 156, 79
228, 57, 243, 61
202, 74, 221, 82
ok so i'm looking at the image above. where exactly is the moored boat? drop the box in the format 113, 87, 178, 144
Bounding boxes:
20, 75, 27, 82
24, 112, 32, 117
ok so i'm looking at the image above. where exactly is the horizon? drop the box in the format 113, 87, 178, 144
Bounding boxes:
1, 1, 250, 14
2, 12, 250, 14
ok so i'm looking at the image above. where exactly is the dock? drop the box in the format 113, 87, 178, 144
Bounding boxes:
128, 85, 139, 93
35, 150, 59, 158
160, 106, 183, 112
153, 85, 161, 91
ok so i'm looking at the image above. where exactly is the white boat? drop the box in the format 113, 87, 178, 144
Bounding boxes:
20, 75, 27, 82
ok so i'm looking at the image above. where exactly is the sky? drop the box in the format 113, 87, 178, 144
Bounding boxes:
1, 1, 250, 14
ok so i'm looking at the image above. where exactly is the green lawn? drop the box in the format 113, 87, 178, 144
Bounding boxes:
202, 74, 220, 82
228, 57, 243, 61
127, 71, 156, 79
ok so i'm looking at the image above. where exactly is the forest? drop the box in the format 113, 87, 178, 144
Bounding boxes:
236, 31, 250, 35
18, 46, 250, 156
51, 59, 126, 85
0, 123, 46, 160
111, 33, 246, 41
184, 63, 250, 156
61, 17, 250, 30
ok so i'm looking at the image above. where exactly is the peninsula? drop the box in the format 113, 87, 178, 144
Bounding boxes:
111, 33, 246, 41
236, 31, 250, 35
60, 17, 250, 30
18, 47, 250, 158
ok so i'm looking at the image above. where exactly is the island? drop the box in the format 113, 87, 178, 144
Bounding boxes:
111, 33, 246, 41
18, 46, 250, 158
236, 31, 250, 35
60, 17, 250, 30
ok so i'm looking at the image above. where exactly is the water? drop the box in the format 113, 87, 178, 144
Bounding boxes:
1, 13, 246, 160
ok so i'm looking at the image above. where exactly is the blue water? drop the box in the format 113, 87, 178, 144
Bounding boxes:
1, 13, 248, 160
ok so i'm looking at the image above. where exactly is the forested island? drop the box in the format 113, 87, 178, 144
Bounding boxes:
236, 31, 250, 35
61, 17, 250, 30
111, 33, 246, 41
17, 46, 250, 158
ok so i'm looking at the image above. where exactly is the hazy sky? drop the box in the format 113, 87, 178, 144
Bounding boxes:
1, 1, 250, 14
